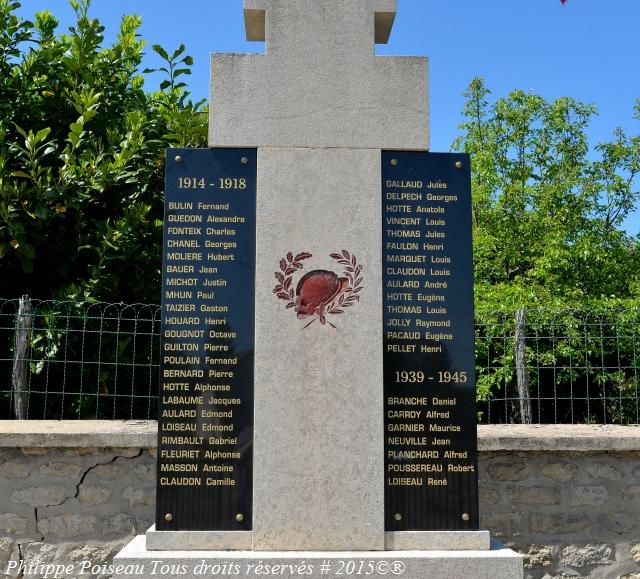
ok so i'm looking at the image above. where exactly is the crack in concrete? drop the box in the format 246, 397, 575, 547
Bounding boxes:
16, 543, 23, 577
35, 449, 144, 541
72, 449, 144, 504
33, 509, 44, 542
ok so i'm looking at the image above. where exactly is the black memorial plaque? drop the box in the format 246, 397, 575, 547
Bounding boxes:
382, 151, 479, 531
156, 148, 256, 531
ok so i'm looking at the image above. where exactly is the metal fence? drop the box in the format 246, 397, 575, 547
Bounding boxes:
1, 298, 638, 423
0, 298, 160, 420
476, 308, 640, 425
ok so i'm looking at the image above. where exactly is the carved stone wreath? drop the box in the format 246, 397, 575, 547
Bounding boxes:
273, 250, 364, 329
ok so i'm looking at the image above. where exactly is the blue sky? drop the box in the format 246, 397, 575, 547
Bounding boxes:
19, 0, 640, 233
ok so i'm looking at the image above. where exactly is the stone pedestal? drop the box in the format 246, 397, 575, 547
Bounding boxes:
208, 0, 424, 550
144, 526, 492, 553
114, 535, 523, 579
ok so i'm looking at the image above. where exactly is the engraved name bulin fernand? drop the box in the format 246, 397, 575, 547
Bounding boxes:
273, 251, 364, 329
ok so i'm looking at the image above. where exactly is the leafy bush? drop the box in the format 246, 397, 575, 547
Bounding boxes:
0, 0, 207, 303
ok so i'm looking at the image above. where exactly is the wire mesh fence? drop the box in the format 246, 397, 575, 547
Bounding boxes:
0, 298, 638, 423
476, 308, 640, 425
0, 297, 160, 419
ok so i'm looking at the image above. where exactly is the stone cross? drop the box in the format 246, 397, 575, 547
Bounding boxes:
114, 2, 524, 574
210, 0, 429, 150
208, 0, 429, 553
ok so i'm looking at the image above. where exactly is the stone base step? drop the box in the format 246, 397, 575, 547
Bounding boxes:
113, 535, 523, 579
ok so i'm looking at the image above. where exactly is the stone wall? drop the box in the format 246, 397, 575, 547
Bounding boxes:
0, 422, 155, 579
1, 422, 639, 579
481, 451, 640, 578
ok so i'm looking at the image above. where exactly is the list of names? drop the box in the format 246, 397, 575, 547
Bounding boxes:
382, 151, 479, 531
157, 149, 256, 531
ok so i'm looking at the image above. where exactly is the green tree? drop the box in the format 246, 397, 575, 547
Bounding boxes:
455, 79, 640, 422
454, 78, 640, 312
0, 0, 207, 303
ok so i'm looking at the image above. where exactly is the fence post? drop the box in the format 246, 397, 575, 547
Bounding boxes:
11, 295, 32, 420
515, 308, 532, 424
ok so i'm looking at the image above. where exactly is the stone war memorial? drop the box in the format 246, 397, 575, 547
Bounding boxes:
114, 0, 524, 577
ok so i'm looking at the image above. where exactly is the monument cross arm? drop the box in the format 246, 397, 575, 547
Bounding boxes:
244, 0, 397, 45
210, 0, 429, 150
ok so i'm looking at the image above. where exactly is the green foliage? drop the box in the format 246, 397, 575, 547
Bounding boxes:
0, 0, 207, 302
455, 78, 640, 309
475, 307, 640, 424
455, 79, 640, 419
0, 298, 161, 419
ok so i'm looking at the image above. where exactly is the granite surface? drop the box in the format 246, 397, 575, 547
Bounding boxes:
209, 0, 428, 150
251, 147, 384, 550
